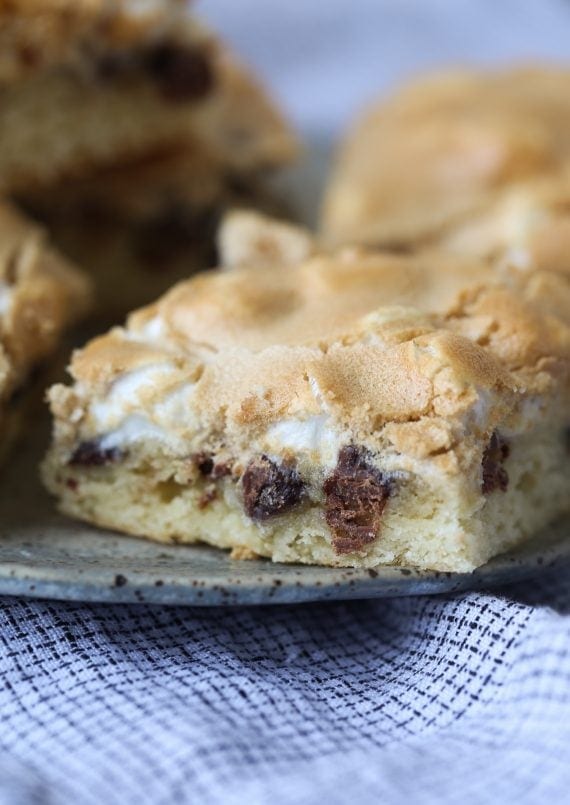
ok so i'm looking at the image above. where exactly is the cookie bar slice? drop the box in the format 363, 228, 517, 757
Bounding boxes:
0, 202, 90, 458
321, 66, 570, 265
0, 0, 297, 192
43, 221, 570, 571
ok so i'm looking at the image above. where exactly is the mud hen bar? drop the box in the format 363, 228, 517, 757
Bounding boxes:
0, 202, 90, 460
322, 66, 570, 275
43, 216, 570, 571
0, 0, 296, 192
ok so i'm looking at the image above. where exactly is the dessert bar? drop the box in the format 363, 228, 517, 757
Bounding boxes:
43, 216, 570, 570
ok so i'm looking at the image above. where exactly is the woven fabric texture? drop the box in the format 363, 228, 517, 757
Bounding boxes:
1, 564, 569, 805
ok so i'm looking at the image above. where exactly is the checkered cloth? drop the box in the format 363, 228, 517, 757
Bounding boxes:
1, 564, 569, 804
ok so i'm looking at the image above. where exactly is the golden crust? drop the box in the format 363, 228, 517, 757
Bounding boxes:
218, 210, 315, 270
0, 201, 91, 400
322, 65, 570, 263
59, 216, 570, 456
127, 249, 501, 352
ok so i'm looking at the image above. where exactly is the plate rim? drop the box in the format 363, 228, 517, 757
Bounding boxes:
0, 516, 567, 606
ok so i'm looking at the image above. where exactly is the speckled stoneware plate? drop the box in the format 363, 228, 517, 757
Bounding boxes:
1, 145, 568, 606
0, 413, 568, 606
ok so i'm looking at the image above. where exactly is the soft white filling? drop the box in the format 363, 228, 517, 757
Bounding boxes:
264, 415, 343, 467
99, 414, 186, 453
500, 194, 547, 245
90, 363, 185, 428
138, 316, 166, 341
82, 326, 551, 478
502, 396, 549, 437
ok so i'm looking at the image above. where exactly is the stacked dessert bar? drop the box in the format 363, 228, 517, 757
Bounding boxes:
1, 0, 297, 315
0, 201, 89, 460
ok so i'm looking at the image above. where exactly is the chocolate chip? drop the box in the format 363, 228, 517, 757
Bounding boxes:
194, 452, 214, 476
193, 453, 232, 479
69, 439, 123, 467
324, 445, 392, 555
242, 455, 305, 520
92, 40, 214, 102
143, 43, 215, 102
481, 431, 510, 494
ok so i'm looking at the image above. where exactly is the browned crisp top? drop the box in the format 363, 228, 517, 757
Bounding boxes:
322, 66, 570, 255
57, 215, 569, 456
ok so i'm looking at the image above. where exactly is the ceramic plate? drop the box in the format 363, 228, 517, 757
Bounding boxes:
0, 419, 568, 606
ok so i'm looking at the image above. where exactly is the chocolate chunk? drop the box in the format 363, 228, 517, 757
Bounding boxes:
143, 43, 215, 102
69, 439, 122, 467
481, 431, 510, 494
94, 41, 214, 103
242, 455, 305, 520
324, 445, 392, 555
